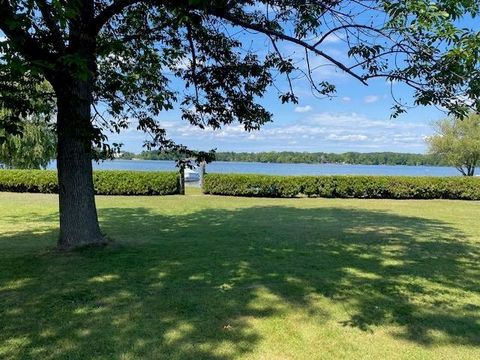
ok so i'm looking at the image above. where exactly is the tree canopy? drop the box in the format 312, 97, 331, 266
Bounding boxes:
0, 82, 56, 169
1, 0, 480, 152
427, 113, 480, 176
0, 119, 56, 169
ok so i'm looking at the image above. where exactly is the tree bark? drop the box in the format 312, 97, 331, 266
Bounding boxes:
467, 163, 475, 176
179, 164, 185, 195
55, 79, 104, 250
51, 0, 105, 250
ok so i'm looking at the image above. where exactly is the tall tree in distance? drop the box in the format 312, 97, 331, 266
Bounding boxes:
0, 82, 56, 169
1, 0, 479, 249
427, 113, 480, 176
0, 120, 56, 169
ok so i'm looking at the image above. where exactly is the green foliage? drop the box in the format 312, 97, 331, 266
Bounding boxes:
92, 171, 180, 195
1, 1, 480, 150
0, 120, 56, 169
137, 150, 192, 161
203, 173, 480, 200
427, 113, 480, 176
0, 82, 56, 169
381, 0, 480, 117
0, 170, 180, 195
0, 169, 58, 193
117, 151, 136, 160
137, 150, 446, 166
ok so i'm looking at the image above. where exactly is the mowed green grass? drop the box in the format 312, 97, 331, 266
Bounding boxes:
1, 191, 479, 360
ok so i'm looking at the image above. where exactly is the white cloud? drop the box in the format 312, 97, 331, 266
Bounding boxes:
111, 111, 433, 153
326, 134, 368, 141
364, 95, 380, 104
341, 97, 351, 102
294, 105, 313, 113
319, 33, 344, 44
247, 133, 265, 140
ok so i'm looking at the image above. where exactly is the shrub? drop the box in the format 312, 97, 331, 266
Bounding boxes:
0, 170, 58, 193
0, 170, 180, 195
203, 173, 480, 200
202, 173, 303, 197
93, 171, 180, 195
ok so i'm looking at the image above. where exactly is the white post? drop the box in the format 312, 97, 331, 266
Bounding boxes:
199, 161, 206, 189
179, 163, 185, 195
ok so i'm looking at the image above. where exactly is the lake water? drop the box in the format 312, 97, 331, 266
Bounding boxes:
48, 160, 475, 177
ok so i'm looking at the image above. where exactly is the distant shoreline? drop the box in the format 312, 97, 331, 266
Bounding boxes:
46, 159, 475, 176
117, 151, 448, 167
113, 158, 448, 167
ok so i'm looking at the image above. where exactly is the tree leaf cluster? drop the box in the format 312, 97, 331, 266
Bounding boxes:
427, 113, 480, 175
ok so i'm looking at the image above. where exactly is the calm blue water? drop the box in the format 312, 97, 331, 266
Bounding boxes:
48, 160, 475, 177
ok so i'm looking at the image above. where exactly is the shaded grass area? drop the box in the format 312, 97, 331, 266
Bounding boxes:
0, 192, 479, 359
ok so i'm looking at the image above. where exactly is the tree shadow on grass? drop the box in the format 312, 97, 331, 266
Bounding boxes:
1, 204, 480, 359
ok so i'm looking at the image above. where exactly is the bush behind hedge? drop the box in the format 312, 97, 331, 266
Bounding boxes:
0, 170, 180, 195
203, 173, 480, 200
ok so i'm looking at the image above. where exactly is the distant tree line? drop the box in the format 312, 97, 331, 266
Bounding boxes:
119, 151, 448, 166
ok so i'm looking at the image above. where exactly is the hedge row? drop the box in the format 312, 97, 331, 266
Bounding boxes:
0, 170, 180, 195
203, 173, 480, 200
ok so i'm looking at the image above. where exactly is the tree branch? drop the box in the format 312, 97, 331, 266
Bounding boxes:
212, 12, 368, 85
35, 0, 65, 52
94, 0, 143, 34
313, 24, 388, 47
456, 165, 467, 176
0, 0, 53, 63
268, 34, 295, 97
186, 22, 200, 104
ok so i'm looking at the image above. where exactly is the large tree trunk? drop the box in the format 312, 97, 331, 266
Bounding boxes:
55, 80, 104, 250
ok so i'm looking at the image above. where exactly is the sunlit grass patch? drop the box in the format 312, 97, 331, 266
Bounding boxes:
0, 192, 479, 359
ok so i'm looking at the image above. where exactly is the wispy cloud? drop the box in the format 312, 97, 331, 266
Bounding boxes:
319, 33, 344, 44
364, 95, 380, 104
295, 105, 313, 113
326, 134, 368, 141
172, 113, 424, 150
111, 111, 432, 153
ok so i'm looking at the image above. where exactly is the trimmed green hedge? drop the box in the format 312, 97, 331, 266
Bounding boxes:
93, 171, 179, 195
0, 170, 180, 195
203, 173, 480, 200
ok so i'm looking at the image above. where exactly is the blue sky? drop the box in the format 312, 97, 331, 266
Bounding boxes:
111, 4, 474, 155
114, 91, 438, 154
1, 6, 476, 155
112, 32, 441, 154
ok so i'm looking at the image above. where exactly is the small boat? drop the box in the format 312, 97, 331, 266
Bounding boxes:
184, 168, 200, 182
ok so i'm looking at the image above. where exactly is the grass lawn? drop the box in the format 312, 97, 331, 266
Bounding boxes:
0, 191, 479, 359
